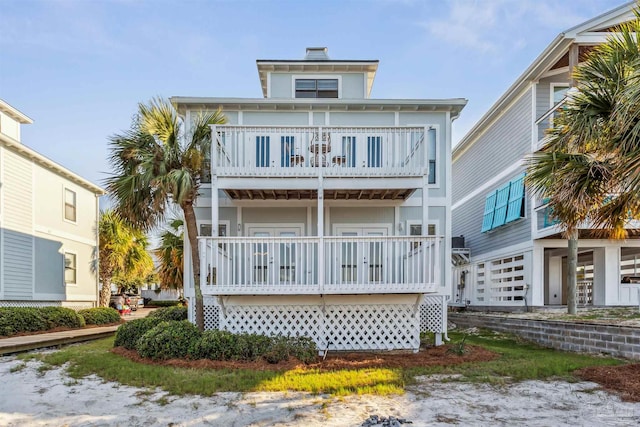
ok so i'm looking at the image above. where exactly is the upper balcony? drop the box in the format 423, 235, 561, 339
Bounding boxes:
210, 125, 435, 181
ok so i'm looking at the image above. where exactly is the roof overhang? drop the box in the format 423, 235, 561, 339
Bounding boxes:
0, 99, 33, 124
256, 60, 379, 98
171, 97, 467, 119
0, 132, 105, 195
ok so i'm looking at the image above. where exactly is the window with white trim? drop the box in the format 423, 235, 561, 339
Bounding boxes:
199, 223, 227, 237
295, 79, 338, 98
621, 247, 640, 283
550, 84, 570, 125
64, 188, 77, 222
408, 222, 437, 249
64, 252, 77, 284
481, 173, 526, 232
427, 128, 437, 184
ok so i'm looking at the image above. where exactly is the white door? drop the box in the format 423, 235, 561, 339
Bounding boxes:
334, 226, 389, 284
247, 226, 301, 284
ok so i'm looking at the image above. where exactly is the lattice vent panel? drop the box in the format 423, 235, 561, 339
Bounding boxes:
61, 302, 95, 310
220, 306, 326, 348
0, 301, 62, 308
324, 305, 419, 351
204, 305, 221, 330
420, 296, 446, 334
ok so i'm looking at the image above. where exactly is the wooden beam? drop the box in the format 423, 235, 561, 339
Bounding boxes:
569, 43, 579, 87
358, 190, 364, 200
382, 189, 389, 199
259, 190, 265, 200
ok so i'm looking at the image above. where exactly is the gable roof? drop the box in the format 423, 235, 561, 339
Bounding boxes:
0, 99, 33, 124
453, 1, 636, 158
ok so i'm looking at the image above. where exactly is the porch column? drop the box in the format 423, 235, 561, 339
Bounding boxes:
530, 244, 545, 307
592, 247, 620, 305
210, 125, 219, 235
317, 176, 324, 290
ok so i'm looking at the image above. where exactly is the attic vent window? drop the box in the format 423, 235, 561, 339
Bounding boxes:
295, 79, 338, 98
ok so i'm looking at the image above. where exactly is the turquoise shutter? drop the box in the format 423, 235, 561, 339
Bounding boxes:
505, 173, 526, 223
492, 182, 512, 228
481, 191, 498, 232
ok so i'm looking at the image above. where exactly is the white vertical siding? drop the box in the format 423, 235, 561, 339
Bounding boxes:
2, 149, 34, 298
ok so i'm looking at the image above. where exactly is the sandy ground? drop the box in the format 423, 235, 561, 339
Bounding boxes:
1, 355, 639, 426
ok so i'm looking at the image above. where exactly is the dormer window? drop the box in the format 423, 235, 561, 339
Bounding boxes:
295, 79, 338, 98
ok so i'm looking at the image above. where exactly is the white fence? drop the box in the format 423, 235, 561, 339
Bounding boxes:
199, 236, 442, 295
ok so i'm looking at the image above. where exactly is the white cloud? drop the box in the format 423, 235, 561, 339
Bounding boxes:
421, 0, 592, 55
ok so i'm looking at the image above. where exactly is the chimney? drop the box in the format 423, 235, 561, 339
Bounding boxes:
304, 47, 330, 61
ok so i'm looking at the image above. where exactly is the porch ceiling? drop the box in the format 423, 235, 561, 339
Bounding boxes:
224, 188, 415, 201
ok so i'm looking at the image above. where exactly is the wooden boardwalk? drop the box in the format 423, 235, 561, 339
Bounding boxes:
0, 325, 119, 355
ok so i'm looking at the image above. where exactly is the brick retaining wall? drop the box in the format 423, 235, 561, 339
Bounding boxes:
449, 313, 640, 360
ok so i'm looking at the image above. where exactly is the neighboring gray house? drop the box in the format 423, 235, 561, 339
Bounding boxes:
0, 100, 104, 308
451, 3, 640, 310
172, 47, 466, 351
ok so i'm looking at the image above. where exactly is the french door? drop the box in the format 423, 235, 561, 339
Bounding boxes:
334, 226, 389, 284
247, 226, 301, 284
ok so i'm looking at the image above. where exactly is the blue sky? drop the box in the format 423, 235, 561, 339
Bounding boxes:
0, 0, 628, 190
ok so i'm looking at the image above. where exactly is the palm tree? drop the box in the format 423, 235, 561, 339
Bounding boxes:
527, 10, 640, 314
98, 210, 154, 306
155, 218, 184, 290
106, 98, 226, 330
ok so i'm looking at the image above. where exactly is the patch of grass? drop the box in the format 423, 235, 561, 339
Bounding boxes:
9, 363, 27, 373
404, 330, 624, 385
556, 307, 640, 321
257, 367, 403, 396
30, 330, 627, 397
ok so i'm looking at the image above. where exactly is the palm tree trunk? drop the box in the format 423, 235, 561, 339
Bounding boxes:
567, 229, 578, 315
99, 278, 112, 307
182, 201, 205, 331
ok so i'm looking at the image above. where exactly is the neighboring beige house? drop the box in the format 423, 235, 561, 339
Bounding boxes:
173, 47, 466, 351
0, 100, 104, 308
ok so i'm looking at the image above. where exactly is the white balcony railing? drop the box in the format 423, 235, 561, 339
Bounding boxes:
211, 125, 434, 178
198, 236, 442, 295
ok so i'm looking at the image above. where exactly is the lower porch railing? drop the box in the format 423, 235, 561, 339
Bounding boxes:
198, 236, 442, 295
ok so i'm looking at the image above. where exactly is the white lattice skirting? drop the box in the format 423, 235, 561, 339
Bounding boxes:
0, 301, 95, 309
196, 296, 447, 351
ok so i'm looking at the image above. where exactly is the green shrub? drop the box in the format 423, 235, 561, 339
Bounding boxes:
78, 307, 121, 325
287, 336, 318, 364
264, 336, 290, 364
40, 306, 85, 329
0, 307, 88, 336
148, 306, 188, 321
146, 300, 183, 308
188, 330, 237, 360
0, 308, 47, 336
233, 333, 272, 361
137, 320, 202, 360
114, 318, 158, 350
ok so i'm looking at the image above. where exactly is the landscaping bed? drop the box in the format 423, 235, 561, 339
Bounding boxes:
577, 364, 640, 402
112, 343, 498, 371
